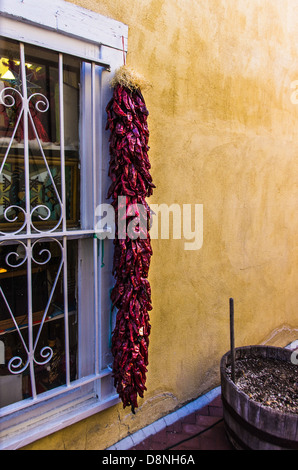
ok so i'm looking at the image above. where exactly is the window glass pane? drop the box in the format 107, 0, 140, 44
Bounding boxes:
0, 239, 78, 405
0, 38, 23, 233
63, 54, 81, 230
0, 39, 83, 408
0, 39, 81, 232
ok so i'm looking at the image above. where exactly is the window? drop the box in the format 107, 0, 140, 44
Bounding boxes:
0, 0, 127, 450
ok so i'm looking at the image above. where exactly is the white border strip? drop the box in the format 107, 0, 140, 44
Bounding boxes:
285, 340, 298, 350
0, 0, 128, 51
107, 386, 221, 451
1, 394, 120, 450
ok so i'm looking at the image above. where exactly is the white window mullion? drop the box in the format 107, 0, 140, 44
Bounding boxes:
20, 42, 37, 398
91, 62, 100, 377
93, 237, 99, 377
19, 43, 31, 236
58, 52, 71, 386
59, 53, 67, 232
63, 236, 70, 386
27, 240, 37, 398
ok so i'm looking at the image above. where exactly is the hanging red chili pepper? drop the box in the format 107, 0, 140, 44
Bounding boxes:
106, 66, 154, 413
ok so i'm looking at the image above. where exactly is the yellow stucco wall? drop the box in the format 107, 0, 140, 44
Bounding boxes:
23, 0, 298, 450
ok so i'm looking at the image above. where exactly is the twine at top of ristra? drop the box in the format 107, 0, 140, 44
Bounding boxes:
110, 64, 151, 92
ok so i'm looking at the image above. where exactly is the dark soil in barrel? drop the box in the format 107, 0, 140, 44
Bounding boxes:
226, 357, 298, 414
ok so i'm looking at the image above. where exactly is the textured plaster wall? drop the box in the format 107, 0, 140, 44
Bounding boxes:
24, 0, 298, 450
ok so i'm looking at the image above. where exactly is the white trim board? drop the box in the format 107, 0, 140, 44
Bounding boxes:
0, 0, 128, 52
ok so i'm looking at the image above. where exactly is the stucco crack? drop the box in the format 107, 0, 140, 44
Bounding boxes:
117, 407, 130, 439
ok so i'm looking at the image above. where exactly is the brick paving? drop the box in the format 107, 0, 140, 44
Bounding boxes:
129, 395, 233, 451
109, 343, 298, 452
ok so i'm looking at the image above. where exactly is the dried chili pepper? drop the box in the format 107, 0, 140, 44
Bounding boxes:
106, 74, 154, 413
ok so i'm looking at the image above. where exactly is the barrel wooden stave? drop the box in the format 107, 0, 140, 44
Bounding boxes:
220, 346, 298, 450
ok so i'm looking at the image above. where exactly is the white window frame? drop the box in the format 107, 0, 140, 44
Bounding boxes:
0, 0, 128, 450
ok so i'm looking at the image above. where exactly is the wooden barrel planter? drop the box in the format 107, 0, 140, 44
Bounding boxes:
220, 345, 298, 450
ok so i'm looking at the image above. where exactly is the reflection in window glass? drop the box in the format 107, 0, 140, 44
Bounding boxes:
0, 240, 78, 405
0, 39, 82, 407
0, 38, 81, 231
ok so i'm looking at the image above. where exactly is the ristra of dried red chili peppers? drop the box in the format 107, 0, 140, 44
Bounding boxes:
106, 67, 154, 413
